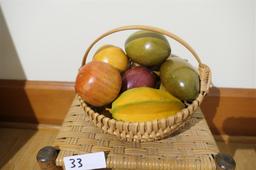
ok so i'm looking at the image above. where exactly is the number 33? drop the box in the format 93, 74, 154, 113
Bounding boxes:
69, 158, 83, 168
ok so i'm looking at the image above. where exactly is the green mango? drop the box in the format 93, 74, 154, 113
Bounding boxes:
160, 57, 200, 102
125, 31, 171, 66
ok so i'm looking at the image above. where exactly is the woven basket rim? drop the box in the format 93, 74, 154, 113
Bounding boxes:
77, 25, 212, 142
79, 95, 194, 125
78, 63, 211, 122
77, 63, 211, 142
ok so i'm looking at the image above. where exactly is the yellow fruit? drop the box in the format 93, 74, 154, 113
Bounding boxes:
93, 45, 128, 72
111, 87, 184, 122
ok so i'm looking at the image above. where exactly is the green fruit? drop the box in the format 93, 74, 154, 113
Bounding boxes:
160, 57, 200, 102
125, 31, 171, 66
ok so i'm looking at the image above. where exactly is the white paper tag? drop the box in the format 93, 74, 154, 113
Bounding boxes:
63, 152, 106, 170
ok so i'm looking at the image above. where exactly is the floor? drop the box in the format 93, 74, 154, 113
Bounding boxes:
216, 136, 256, 170
0, 125, 59, 170
0, 125, 255, 170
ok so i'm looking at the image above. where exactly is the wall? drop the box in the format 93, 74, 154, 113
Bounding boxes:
254, 0, 256, 87
0, 0, 256, 88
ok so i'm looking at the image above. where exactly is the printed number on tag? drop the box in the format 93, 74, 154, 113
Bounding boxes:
67, 158, 83, 168
63, 152, 106, 170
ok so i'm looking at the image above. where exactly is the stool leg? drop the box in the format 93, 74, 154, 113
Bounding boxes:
36, 146, 61, 170
214, 153, 236, 170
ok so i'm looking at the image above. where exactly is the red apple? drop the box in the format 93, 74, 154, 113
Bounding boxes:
75, 61, 121, 107
122, 66, 156, 91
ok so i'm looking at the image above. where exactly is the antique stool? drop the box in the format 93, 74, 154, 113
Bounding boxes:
37, 96, 235, 170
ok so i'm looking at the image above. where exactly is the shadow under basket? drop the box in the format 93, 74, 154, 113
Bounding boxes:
78, 25, 212, 142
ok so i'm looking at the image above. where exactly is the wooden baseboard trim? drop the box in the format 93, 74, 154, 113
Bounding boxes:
201, 87, 256, 136
0, 80, 75, 124
0, 80, 255, 136
214, 135, 256, 144
0, 121, 61, 130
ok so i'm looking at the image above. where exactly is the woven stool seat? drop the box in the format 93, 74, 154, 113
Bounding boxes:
53, 96, 219, 169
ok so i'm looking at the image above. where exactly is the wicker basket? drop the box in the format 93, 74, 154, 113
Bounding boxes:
78, 25, 212, 142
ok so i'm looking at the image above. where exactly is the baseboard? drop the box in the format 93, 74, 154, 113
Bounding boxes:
214, 135, 256, 144
0, 80, 75, 124
201, 87, 256, 136
0, 79, 255, 136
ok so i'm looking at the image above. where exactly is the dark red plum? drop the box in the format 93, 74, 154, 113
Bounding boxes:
122, 66, 156, 91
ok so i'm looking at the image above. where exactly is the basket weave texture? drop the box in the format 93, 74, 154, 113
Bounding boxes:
53, 96, 219, 169
78, 25, 212, 142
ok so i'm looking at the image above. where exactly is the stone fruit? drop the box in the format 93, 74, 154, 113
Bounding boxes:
160, 57, 200, 102
75, 61, 121, 107
111, 87, 184, 122
125, 31, 171, 66
121, 66, 156, 91
93, 45, 128, 72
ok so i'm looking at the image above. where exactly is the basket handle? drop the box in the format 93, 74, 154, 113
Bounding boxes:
81, 25, 211, 94
81, 25, 203, 66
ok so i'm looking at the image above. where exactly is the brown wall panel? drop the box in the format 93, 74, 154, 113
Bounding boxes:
201, 87, 256, 135
0, 80, 255, 135
0, 80, 75, 124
